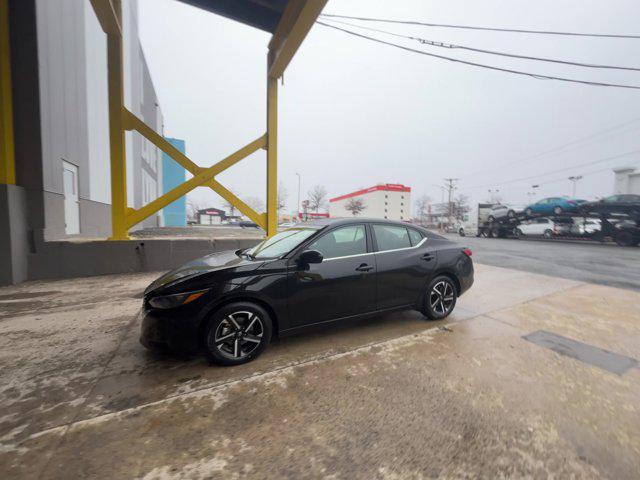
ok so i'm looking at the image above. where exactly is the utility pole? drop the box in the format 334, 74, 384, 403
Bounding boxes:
568, 175, 583, 197
295, 172, 301, 221
444, 178, 458, 222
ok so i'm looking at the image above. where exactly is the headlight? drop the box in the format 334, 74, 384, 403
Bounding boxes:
148, 290, 207, 309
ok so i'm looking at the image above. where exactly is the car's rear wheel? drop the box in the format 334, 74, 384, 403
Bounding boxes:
422, 276, 457, 320
514, 228, 523, 238
543, 229, 553, 239
204, 302, 272, 366
525, 208, 533, 216
615, 230, 635, 247
554, 206, 563, 215
458, 228, 465, 237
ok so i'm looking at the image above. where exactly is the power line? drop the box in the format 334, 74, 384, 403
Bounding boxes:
316, 22, 640, 90
530, 161, 640, 189
319, 13, 640, 39
460, 116, 640, 179
321, 18, 640, 71
462, 149, 640, 190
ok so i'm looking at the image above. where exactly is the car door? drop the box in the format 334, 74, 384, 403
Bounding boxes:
372, 224, 436, 310
287, 224, 376, 327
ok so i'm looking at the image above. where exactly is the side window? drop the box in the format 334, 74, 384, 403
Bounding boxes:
373, 224, 411, 251
307, 225, 366, 260
408, 228, 424, 246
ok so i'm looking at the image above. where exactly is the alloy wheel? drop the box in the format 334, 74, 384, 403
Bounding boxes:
211, 311, 264, 360
429, 281, 455, 316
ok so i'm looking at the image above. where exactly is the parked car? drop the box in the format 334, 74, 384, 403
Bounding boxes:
514, 218, 565, 238
580, 194, 640, 216
140, 218, 474, 365
524, 197, 587, 216
487, 204, 526, 222
454, 221, 478, 237
239, 221, 260, 228
569, 218, 601, 236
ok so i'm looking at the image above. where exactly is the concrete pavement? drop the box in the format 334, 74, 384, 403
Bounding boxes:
0, 264, 639, 478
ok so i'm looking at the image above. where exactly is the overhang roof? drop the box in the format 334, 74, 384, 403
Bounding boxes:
177, 0, 289, 33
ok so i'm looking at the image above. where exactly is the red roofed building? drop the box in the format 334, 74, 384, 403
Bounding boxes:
329, 184, 411, 221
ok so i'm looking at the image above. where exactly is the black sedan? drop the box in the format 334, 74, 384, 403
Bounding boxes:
581, 194, 640, 217
140, 218, 474, 366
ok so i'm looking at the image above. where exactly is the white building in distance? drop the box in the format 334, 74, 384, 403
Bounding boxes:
614, 167, 640, 195
329, 184, 412, 221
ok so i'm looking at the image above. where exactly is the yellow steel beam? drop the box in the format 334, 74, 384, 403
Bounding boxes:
122, 108, 203, 175
0, 0, 15, 185
89, 0, 121, 35
104, 0, 128, 240
266, 76, 278, 236
209, 179, 266, 229
125, 135, 266, 228
268, 0, 327, 78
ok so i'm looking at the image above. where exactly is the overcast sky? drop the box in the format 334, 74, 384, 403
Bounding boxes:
138, 0, 640, 214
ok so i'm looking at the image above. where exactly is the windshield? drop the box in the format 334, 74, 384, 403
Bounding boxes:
244, 227, 319, 259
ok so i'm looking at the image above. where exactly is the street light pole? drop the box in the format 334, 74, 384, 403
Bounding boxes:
295, 172, 301, 221
568, 175, 583, 197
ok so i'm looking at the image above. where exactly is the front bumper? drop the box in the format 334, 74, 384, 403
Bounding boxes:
139, 307, 201, 354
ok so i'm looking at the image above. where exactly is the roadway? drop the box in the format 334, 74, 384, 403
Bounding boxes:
443, 233, 640, 291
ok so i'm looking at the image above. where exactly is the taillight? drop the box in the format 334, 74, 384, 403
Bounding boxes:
463, 248, 472, 257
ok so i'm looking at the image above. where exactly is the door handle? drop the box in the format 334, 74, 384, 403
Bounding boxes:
355, 264, 373, 272
421, 253, 434, 261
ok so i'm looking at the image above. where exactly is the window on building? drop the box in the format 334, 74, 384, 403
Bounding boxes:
373, 224, 411, 251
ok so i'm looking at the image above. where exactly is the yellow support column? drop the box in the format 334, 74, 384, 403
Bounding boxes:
266, 75, 278, 237
106, 0, 128, 239
0, 0, 15, 185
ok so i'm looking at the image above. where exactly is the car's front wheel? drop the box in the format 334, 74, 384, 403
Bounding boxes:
525, 208, 533, 216
204, 302, 272, 366
423, 276, 457, 320
554, 206, 563, 215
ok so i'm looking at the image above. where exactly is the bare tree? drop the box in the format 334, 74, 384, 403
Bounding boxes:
222, 199, 237, 217
186, 198, 202, 222
277, 182, 288, 214
307, 185, 327, 212
414, 195, 431, 225
244, 196, 265, 213
453, 194, 471, 220
345, 197, 366, 216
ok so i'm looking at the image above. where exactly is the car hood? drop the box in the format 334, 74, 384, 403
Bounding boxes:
144, 249, 257, 295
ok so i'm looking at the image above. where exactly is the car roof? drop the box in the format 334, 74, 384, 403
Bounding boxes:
295, 217, 445, 239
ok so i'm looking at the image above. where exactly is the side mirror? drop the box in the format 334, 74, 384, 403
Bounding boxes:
298, 250, 323, 266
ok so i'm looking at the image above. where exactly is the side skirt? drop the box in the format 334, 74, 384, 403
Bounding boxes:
278, 303, 417, 337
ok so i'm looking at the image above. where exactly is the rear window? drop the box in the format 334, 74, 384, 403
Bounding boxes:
373, 224, 411, 251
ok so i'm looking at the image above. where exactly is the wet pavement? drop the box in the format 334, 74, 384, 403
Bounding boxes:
0, 264, 639, 479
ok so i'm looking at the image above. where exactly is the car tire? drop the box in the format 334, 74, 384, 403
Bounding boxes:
204, 302, 273, 366
615, 231, 635, 247
422, 275, 457, 320
459, 228, 465, 237
514, 228, 523, 239
554, 206, 563, 215
508, 210, 516, 218
488, 215, 495, 223
543, 229, 553, 239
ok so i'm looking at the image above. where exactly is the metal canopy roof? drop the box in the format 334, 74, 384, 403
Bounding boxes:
177, 0, 289, 33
